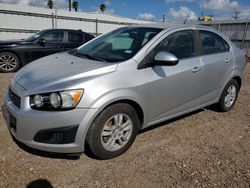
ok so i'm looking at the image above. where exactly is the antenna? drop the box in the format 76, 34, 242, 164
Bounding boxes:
184, 10, 191, 24
198, 8, 203, 21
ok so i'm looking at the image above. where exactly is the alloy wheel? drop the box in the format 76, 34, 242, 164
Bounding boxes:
101, 113, 133, 152
224, 84, 237, 108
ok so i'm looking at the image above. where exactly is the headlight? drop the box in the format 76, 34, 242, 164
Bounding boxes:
33, 95, 43, 108
30, 89, 83, 110
50, 93, 61, 108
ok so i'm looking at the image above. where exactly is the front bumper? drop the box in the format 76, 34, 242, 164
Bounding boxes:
3, 88, 98, 154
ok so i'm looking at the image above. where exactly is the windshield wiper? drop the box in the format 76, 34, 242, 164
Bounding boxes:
73, 51, 106, 62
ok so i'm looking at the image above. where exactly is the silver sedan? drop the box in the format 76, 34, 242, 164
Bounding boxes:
3, 24, 247, 159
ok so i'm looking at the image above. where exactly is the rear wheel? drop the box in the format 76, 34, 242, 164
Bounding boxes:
0, 52, 21, 73
216, 79, 239, 112
86, 103, 139, 159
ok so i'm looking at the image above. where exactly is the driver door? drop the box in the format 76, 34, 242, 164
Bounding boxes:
29, 30, 66, 62
145, 30, 204, 124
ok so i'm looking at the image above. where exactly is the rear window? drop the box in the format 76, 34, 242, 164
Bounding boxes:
85, 33, 94, 42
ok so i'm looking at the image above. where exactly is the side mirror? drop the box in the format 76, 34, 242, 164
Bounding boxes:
37, 38, 45, 46
154, 51, 179, 66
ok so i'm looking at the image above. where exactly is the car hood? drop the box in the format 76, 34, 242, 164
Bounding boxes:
0, 40, 31, 46
13, 52, 117, 94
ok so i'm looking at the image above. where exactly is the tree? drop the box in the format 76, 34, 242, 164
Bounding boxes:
47, 0, 53, 9
72, 1, 79, 12
99, 4, 106, 13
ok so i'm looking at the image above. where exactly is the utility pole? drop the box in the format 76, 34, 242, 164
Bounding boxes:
162, 14, 166, 23
52, 13, 54, 28
69, 0, 71, 11
232, 11, 240, 20
54, 0, 58, 28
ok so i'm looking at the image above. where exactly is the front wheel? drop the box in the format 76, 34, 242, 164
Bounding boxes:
216, 79, 239, 112
86, 103, 139, 159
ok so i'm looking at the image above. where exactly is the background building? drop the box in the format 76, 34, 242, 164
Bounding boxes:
0, 3, 152, 40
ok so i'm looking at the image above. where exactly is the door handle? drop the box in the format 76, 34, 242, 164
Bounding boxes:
225, 58, 232, 63
192, 66, 201, 73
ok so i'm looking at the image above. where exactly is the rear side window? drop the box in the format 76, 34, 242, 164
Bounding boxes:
68, 32, 83, 43
199, 30, 230, 55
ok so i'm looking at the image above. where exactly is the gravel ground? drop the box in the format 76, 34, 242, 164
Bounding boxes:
0, 64, 250, 188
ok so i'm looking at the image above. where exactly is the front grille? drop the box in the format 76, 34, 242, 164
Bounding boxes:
9, 89, 21, 108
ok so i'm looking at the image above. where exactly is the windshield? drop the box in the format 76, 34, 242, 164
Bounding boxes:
25, 30, 47, 42
75, 27, 162, 62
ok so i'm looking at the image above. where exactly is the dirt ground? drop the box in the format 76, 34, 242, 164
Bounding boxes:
0, 64, 250, 188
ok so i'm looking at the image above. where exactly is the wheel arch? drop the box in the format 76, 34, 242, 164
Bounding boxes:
232, 76, 242, 90
219, 68, 243, 98
79, 97, 145, 152
0, 50, 22, 66
82, 88, 147, 130
102, 99, 144, 129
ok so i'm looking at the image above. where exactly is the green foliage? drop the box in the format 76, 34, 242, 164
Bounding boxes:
72, 1, 79, 12
47, 0, 53, 9
99, 4, 106, 12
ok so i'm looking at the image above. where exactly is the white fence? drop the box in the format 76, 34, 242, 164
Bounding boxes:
0, 3, 151, 40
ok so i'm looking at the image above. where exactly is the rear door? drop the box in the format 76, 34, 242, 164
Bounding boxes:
197, 30, 233, 101
145, 29, 204, 124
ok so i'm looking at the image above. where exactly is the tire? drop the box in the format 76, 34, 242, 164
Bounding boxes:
0, 52, 21, 73
86, 103, 140, 159
216, 79, 239, 112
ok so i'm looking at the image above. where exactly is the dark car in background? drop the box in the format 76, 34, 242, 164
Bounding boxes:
0, 29, 94, 72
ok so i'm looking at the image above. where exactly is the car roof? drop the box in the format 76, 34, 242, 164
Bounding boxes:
131, 23, 215, 31
41, 28, 84, 33
39, 28, 95, 38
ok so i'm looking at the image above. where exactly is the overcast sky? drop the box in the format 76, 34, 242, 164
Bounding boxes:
0, 0, 250, 22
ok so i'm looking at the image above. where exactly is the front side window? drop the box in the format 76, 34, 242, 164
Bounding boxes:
199, 30, 229, 55
75, 27, 162, 62
41, 31, 64, 42
147, 30, 196, 60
